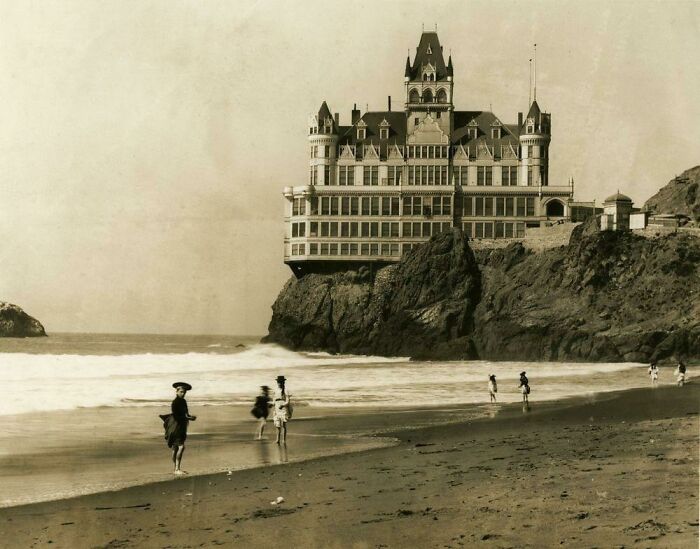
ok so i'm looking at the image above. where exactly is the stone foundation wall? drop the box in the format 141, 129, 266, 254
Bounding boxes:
469, 222, 580, 253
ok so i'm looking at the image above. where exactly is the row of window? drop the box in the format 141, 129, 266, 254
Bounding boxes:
291, 242, 403, 257
293, 195, 538, 218
297, 196, 453, 217
463, 222, 526, 239
288, 222, 529, 257
325, 143, 548, 162
291, 221, 454, 239
463, 196, 536, 217
310, 145, 332, 159
312, 164, 544, 187
408, 165, 449, 185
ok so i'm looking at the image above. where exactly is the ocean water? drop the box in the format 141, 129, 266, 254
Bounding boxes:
0, 333, 677, 507
0, 333, 659, 417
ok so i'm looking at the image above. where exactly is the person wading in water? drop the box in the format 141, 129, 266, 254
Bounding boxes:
160, 382, 197, 475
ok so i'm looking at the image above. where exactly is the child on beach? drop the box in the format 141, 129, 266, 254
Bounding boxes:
488, 374, 498, 403
518, 371, 530, 404
273, 375, 291, 445
675, 360, 687, 387
252, 386, 272, 440
160, 382, 197, 475
648, 362, 659, 387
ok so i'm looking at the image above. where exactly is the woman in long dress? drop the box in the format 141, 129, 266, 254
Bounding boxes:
518, 371, 530, 405
488, 374, 498, 403
273, 375, 291, 445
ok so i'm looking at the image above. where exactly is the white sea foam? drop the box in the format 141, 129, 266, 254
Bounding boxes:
0, 341, 651, 416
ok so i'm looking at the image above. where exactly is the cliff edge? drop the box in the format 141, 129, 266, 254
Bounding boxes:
644, 165, 700, 223
0, 302, 47, 337
265, 227, 699, 362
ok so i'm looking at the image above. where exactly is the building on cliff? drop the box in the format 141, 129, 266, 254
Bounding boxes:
284, 31, 574, 276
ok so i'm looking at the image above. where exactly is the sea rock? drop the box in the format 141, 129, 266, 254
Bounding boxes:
265, 226, 700, 363
265, 229, 481, 359
0, 302, 47, 337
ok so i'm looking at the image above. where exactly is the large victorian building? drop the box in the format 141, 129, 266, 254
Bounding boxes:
284, 31, 573, 276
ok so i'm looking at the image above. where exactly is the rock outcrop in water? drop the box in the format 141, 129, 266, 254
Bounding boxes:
265, 226, 700, 363
0, 302, 47, 337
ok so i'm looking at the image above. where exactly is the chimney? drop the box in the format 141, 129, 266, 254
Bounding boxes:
334, 113, 339, 126
388, 96, 392, 112
518, 112, 523, 127
351, 103, 360, 125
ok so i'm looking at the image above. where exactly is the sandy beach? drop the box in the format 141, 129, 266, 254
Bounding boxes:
1, 383, 697, 548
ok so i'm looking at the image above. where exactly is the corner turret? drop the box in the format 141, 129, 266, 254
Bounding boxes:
519, 100, 551, 187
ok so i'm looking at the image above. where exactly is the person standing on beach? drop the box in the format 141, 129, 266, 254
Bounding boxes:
518, 371, 530, 404
648, 362, 659, 387
273, 375, 291, 445
252, 385, 272, 440
160, 382, 197, 475
675, 360, 687, 387
488, 374, 498, 403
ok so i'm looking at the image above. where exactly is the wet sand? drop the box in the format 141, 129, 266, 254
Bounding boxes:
1, 384, 697, 548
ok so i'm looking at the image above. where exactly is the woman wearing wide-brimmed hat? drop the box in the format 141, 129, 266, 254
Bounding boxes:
272, 375, 291, 445
518, 372, 530, 404
159, 382, 197, 475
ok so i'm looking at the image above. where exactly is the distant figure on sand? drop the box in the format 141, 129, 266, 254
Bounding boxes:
159, 382, 196, 475
273, 375, 291, 445
252, 385, 272, 440
488, 374, 498, 403
648, 362, 659, 387
675, 360, 687, 387
518, 371, 530, 404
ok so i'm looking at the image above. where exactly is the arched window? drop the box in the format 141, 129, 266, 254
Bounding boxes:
546, 200, 564, 217
437, 89, 447, 103
423, 89, 433, 103
423, 73, 428, 81
429, 74, 434, 81
409, 89, 420, 103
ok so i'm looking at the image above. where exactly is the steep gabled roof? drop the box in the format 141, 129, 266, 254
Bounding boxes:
452, 110, 519, 150
407, 31, 449, 81
338, 111, 407, 159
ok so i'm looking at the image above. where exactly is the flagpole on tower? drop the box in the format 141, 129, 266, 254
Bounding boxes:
533, 43, 537, 102
528, 58, 532, 106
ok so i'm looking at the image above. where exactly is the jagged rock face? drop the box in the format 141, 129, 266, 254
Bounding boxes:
265, 227, 700, 363
644, 165, 700, 222
264, 230, 481, 358
0, 303, 47, 337
472, 228, 700, 362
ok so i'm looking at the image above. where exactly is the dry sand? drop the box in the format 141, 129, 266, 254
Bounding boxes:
1, 384, 697, 548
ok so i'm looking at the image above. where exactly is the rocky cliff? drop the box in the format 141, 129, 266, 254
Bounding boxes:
265, 227, 699, 362
0, 302, 47, 337
644, 165, 700, 223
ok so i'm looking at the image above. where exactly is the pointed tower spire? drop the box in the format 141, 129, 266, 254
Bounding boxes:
405, 55, 411, 78
447, 55, 453, 77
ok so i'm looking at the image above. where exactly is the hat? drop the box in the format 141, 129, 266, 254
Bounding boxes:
173, 382, 192, 391
261, 385, 270, 391
276, 375, 286, 383
520, 371, 526, 376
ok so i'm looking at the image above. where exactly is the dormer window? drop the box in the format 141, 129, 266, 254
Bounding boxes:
491, 128, 501, 139
356, 119, 367, 140
527, 125, 533, 134
379, 118, 390, 140
468, 128, 477, 139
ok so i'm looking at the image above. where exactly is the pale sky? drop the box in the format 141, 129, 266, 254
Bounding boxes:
1, 1, 698, 335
